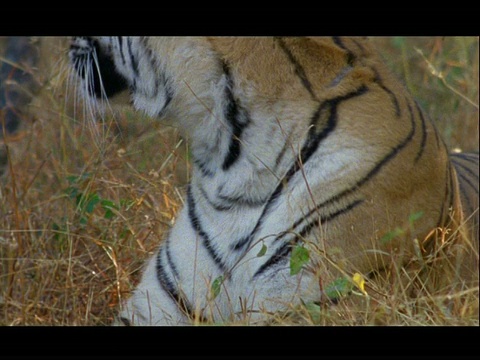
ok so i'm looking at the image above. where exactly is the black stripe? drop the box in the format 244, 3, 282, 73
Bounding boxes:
165, 237, 180, 278
127, 37, 139, 78
156, 247, 179, 300
296, 85, 369, 180
455, 170, 475, 217
452, 154, 480, 211
274, 137, 292, 169
135, 37, 173, 117
310, 96, 417, 212
232, 235, 252, 251
199, 183, 266, 212
382, 83, 401, 118
272, 125, 296, 172
253, 199, 364, 279
230, 191, 279, 251
451, 155, 480, 180
155, 247, 196, 321
270, 198, 365, 248
218, 193, 268, 209
290, 198, 365, 240
332, 36, 400, 118
427, 111, 441, 150
351, 38, 367, 57
414, 101, 427, 163
451, 152, 480, 165
349, 98, 416, 187
451, 158, 480, 191
198, 184, 233, 211
194, 159, 215, 178
252, 242, 291, 279
187, 186, 227, 273
159, 76, 174, 117
331, 36, 355, 66
116, 37, 126, 66
231, 85, 368, 252
459, 152, 479, 160
371, 67, 401, 117
221, 62, 249, 170
276, 37, 317, 100
294, 199, 365, 246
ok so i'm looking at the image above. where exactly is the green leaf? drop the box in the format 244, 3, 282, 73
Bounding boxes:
65, 186, 78, 199
303, 301, 322, 323
446, 66, 463, 83
52, 222, 61, 241
290, 245, 310, 275
75, 193, 84, 207
380, 227, 404, 244
66, 173, 90, 184
104, 209, 114, 219
119, 227, 129, 239
84, 194, 101, 214
101, 199, 119, 219
120, 198, 136, 210
408, 211, 424, 226
211, 275, 224, 299
66, 175, 80, 184
324, 277, 353, 301
257, 243, 267, 257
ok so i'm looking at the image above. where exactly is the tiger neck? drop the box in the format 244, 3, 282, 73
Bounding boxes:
184, 71, 292, 209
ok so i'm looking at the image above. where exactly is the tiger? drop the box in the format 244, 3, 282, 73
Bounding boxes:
69, 36, 479, 325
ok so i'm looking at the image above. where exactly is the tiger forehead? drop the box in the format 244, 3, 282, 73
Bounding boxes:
204, 37, 375, 97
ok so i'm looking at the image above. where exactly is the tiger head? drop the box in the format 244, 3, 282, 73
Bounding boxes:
69, 37, 377, 129
70, 37, 217, 120
69, 36, 478, 325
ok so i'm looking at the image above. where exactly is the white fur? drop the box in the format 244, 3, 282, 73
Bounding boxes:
70, 36, 375, 325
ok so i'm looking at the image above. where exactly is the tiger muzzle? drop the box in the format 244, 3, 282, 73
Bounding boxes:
69, 37, 128, 99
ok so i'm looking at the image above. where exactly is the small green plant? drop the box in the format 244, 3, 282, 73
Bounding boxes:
290, 244, 310, 275
210, 275, 224, 300
380, 211, 425, 244
324, 277, 353, 301
256, 242, 267, 257
64, 174, 134, 225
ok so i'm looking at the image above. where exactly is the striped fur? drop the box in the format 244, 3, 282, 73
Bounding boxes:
451, 152, 479, 241
69, 37, 479, 325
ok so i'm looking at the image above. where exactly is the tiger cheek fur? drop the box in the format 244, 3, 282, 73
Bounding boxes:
69, 36, 479, 325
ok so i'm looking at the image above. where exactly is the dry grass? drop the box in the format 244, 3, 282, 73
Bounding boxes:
0, 36, 478, 326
